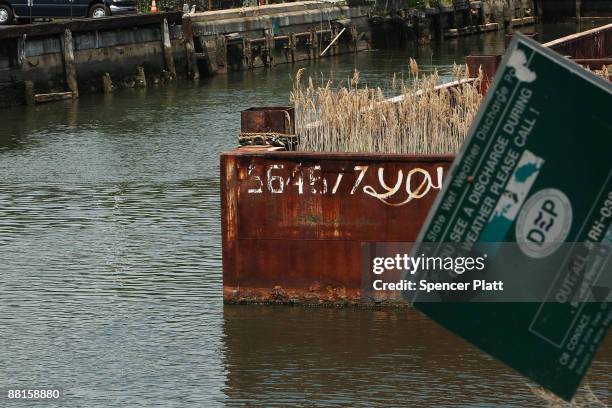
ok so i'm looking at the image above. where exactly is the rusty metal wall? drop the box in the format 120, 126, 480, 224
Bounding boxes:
221, 24, 612, 306
221, 147, 453, 304
465, 24, 612, 88
544, 22, 612, 59
465, 54, 501, 94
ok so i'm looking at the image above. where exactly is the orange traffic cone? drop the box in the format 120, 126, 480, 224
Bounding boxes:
150, 0, 158, 12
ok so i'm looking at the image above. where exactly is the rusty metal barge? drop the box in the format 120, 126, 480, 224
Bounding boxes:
221, 23, 612, 306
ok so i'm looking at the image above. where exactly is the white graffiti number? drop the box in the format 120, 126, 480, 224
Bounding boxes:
267, 164, 284, 194
247, 163, 263, 194
245, 163, 444, 206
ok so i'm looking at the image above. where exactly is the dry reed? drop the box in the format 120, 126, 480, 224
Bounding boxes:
593, 64, 611, 80
291, 60, 484, 154
528, 381, 607, 407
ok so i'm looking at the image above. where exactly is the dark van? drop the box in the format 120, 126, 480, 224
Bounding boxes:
0, 0, 137, 25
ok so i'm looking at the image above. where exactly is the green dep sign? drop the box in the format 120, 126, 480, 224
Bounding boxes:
405, 34, 612, 401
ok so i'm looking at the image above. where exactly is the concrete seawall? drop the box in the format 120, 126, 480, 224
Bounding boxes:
0, 12, 187, 108
370, 0, 535, 46
0, 3, 373, 109
189, 1, 372, 73
0, 1, 540, 109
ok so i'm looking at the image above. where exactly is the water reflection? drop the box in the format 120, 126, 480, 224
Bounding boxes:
0, 20, 610, 407
0, 179, 225, 407
222, 306, 611, 406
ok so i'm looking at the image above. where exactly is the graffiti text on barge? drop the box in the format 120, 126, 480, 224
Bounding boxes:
245, 163, 444, 206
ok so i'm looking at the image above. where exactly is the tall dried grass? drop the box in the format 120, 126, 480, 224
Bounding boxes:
594, 64, 611, 80
291, 60, 484, 154
529, 381, 606, 407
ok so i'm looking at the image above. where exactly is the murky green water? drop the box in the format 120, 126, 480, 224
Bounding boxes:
1, 21, 610, 407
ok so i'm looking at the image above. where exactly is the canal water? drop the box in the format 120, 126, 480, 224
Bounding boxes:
1, 21, 610, 407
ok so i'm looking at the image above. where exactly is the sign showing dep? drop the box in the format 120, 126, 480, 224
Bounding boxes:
404, 34, 612, 401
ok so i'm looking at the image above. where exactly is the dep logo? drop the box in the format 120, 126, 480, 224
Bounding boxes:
516, 188, 573, 258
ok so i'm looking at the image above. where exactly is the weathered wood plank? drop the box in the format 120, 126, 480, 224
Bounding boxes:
34, 91, 73, 103
0, 12, 183, 40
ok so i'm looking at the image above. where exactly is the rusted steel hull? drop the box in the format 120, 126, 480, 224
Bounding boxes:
544, 22, 612, 59
221, 147, 453, 305
465, 54, 501, 93
222, 24, 612, 306
465, 23, 612, 87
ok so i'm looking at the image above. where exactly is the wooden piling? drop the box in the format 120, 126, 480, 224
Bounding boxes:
535, 0, 543, 19
102, 72, 113, 93
196, 37, 217, 75
288, 33, 296, 63
309, 28, 319, 59
135, 66, 147, 87
161, 18, 177, 80
349, 25, 358, 52
182, 14, 200, 80
243, 39, 253, 69
265, 30, 274, 67
216, 35, 228, 74
24, 80, 35, 106
62, 29, 78, 98
17, 34, 26, 69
